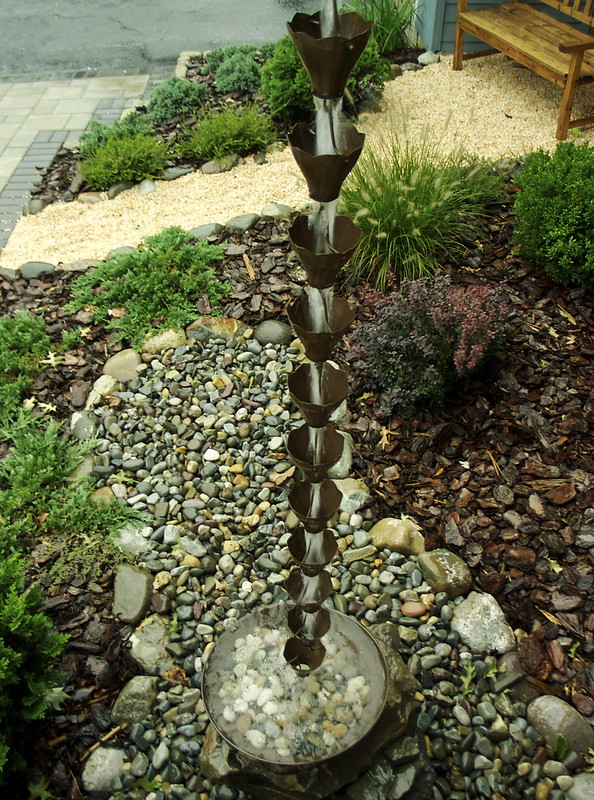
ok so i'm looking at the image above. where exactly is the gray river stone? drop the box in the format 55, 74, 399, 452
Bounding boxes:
335, 477, 371, 515
260, 202, 293, 218
113, 563, 153, 625
226, 212, 260, 231
567, 773, 594, 799
189, 222, 224, 239
19, 261, 55, 279
527, 696, 594, 756
70, 410, 97, 440
111, 675, 159, 725
253, 319, 293, 346
328, 431, 353, 479
129, 614, 173, 671
102, 348, 141, 382
113, 523, 150, 557
81, 746, 126, 792
451, 592, 516, 654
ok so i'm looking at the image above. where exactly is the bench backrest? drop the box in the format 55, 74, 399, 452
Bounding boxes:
536, 0, 594, 27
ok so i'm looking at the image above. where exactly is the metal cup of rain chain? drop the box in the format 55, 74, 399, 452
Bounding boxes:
289, 214, 362, 288
203, 1, 387, 770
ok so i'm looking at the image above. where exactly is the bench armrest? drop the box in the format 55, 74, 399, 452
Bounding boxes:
559, 38, 594, 54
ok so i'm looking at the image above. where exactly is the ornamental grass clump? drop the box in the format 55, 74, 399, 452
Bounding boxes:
349, 272, 509, 413
342, 0, 416, 53
68, 226, 230, 349
342, 130, 503, 290
176, 106, 276, 162
513, 140, 594, 290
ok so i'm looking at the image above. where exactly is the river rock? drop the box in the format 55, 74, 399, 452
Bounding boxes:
253, 319, 293, 346
19, 261, 55, 279
187, 316, 246, 343
451, 591, 516, 654
102, 348, 141, 382
189, 222, 224, 239
70, 410, 97, 440
335, 478, 371, 515
328, 431, 353, 479
113, 564, 153, 625
82, 746, 126, 792
368, 517, 425, 555
107, 180, 135, 199
113, 523, 150, 557
417, 548, 472, 598
567, 773, 594, 799
260, 202, 292, 218
226, 212, 260, 231
142, 328, 187, 354
129, 614, 173, 672
85, 374, 120, 409
138, 178, 157, 195
111, 675, 159, 725
527, 696, 594, 756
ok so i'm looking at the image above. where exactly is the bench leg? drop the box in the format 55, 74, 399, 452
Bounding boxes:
557, 53, 583, 140
453, 24, 465, 70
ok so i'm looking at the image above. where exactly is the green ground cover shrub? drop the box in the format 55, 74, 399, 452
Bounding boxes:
147, 76, 209, 123
0, 554, 68, 779
79, 111, 153, 158
513, 140, 594, 290
215, 51, 261, 94
80, 133, 167, 190
260, 35, 390, 120
342, 0, 416, 54
341, 130, 503, 289
68, 226, 230, 348
177, 106, 275, 161
0, 313, 51, 425
0, 415, 138, 562
349, 272, 509, 413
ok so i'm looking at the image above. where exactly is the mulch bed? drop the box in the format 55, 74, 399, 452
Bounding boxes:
2, 188, 594, 797
2, 45, 593, 800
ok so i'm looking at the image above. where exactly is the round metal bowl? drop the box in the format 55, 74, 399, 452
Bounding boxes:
202, 603, 388, 766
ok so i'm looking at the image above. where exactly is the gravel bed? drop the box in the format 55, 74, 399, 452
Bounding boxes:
80, 329, 594, 800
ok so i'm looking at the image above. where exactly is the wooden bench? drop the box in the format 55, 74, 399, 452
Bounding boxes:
453, 0, 594, 139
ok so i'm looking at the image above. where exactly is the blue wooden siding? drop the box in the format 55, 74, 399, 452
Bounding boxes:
415, 0, 591, 53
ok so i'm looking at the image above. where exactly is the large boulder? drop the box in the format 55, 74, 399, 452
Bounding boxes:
417, 548, 472, 599
451, 592, 516, 654
527, 696, 594, 756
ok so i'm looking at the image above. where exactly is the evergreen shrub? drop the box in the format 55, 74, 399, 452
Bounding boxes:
513, 141, 594, 290
68, 226, 230, 348
177, 106, 275, 161
260, 35, 390, 120
0, 554, 68, 778
349, 272, 509, 413
0, 314, 51, 425
147, 76, 209, 122
80, 133, 167, 190
79, 111, 153, 158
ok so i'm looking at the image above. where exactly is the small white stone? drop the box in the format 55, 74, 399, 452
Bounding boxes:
223, 706, 236, 723
203, 448, 220, 461
245, 728, 266, 750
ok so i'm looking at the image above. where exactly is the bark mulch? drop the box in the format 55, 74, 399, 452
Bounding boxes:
1, 190, 594, 797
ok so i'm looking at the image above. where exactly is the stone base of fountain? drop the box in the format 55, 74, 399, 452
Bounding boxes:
201, 623, 433, 800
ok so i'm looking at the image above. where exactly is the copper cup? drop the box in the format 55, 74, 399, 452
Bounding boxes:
288, 527, 338, 571
289, 215, 362, 289
285, 567, 332, 611
287, 422, 344, 482
287, 294, 354, 362
288, 12, 373, 99
288, 122, 364, 202
289, 362, 349, 427
284, 636, 326, 674
288, 479, 342, 533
